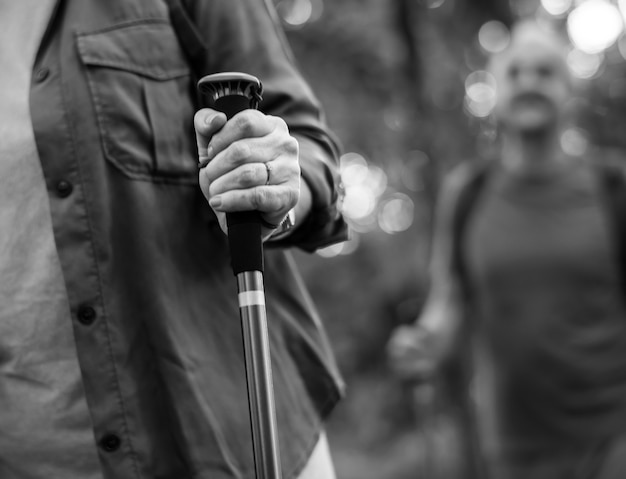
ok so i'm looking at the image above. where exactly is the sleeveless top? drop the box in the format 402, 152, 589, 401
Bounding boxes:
465, 158, 626, 464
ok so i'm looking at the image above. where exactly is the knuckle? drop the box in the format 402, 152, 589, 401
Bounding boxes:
230, 142, 251, 163
271, 115, 289, 132
283, 136, 299, 156
234, 113, 254, 136
251, 187, 268, 210
240, 164, 258, 187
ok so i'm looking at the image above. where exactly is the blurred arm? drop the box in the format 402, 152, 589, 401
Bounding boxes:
388, 165, 470, 381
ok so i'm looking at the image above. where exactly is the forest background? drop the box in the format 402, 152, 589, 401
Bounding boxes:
272, 0, 626, 477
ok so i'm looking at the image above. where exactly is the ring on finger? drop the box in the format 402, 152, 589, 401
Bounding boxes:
265, 162, 273, 186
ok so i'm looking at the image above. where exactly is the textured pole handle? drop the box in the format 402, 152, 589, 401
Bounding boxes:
198, 73, 264, 274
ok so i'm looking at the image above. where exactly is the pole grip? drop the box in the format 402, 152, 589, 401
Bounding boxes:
199, 81, 264, 274
227, 211, 263, 274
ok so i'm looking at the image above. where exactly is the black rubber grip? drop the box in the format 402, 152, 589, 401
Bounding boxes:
227, 211, 264, 274
215, 96, 251, 121
217, 96, 264, 274
199, 88, 264, 274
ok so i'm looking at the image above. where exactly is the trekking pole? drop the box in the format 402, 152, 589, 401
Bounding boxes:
198, 72, 282, 479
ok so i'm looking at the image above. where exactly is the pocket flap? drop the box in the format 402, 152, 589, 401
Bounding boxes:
77, 20, 190, 81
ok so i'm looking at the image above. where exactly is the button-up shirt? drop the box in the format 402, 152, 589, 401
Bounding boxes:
18, 0, 347, 477
0, 1, 103, 477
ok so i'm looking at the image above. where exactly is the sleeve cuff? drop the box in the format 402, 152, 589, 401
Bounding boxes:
267, 135, 349, 252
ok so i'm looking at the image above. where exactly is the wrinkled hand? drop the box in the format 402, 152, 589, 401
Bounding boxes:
386, 324, 440, 384
195, 108, 300, 238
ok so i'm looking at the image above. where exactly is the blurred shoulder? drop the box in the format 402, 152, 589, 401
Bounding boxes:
438, 159, 495, 205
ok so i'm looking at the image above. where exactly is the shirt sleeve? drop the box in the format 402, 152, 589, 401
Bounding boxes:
185, 0, 348, 252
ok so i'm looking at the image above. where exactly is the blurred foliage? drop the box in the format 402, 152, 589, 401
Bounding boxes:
271, 0, 626, 477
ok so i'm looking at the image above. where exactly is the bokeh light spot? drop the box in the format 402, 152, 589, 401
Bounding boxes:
478, 21, 510, 54
541, 0, 573, 16
342, 185, 376, 220
560, 127, 589, 156
619, 0, 626, 25
464, 71, 497, 118
378, 194, 415, 234
275, 0, 324, 28
567, 48, 603, 79
340, 152, 368, 186
339, 153, 389, 229
617, 34, 626, 61
567, 0, 623, 54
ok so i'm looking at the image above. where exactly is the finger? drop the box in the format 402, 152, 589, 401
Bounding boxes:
208, 184, 299, 218
208, 111, 288, 160
202, 138, 270, 183
201, 132, 298, 184
387, 326, 422, 352
207, 162, 270, 197
207, 159, 298, 199
389, 325, 415, 342
194, 109, 228, 166
388, 345, 427, 367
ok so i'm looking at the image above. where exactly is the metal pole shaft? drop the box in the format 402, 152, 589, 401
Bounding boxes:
237, 271, 282, 479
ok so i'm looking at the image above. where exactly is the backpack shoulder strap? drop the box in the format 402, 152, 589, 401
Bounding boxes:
597, 159, 626, 296
451, 160, 494, 300
446, 160, 495, 479
164, 0, 209, 80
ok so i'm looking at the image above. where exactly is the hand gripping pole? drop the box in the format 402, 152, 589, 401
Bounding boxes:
198, 72, 282, 479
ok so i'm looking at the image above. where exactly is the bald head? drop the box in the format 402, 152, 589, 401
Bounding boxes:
488, 20, 573, 135
489, 20, 570, 85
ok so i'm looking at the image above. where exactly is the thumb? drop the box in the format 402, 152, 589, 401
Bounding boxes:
194, 108, 227, 167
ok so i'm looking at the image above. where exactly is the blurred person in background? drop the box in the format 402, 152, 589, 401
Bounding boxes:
0, 0, 347, 477
388, 20, 626, 479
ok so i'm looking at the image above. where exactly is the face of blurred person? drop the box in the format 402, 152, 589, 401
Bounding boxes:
491, 24, 572, 136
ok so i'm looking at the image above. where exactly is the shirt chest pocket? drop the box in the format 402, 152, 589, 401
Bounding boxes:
77, 20, 198, 184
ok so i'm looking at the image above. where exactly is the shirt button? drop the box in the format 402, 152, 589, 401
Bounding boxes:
56, 180, 73, 198
35, 67, 50, 82
99, 434, 121, 452
77, 306, 97, 325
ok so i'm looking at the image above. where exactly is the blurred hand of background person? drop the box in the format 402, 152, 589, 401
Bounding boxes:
387, 323, 441, 385
195, 107, 312, 239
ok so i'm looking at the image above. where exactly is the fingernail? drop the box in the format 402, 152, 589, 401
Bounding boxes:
209, 196, 222, 208
205, 114, 223, 129
206, 144, 214, 160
